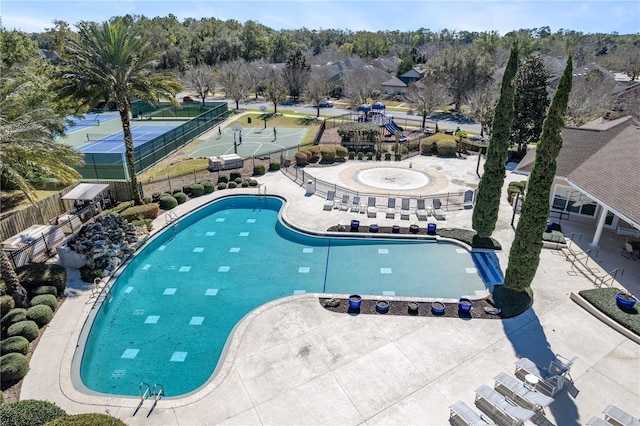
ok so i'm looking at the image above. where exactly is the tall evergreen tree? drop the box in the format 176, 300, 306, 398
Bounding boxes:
511, 55, 550, 153
472, 42, 519, 237
282, 49, 310, 101
504, 57, 573, 291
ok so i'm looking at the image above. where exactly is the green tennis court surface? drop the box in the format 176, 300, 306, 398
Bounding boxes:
187, 126, 308, 159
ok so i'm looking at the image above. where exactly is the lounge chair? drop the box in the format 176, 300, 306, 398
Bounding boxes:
493, 372, 554, 412
416, 199, 429, 221
449, 400, 496, 425
386, 198, 396, 219
400, 198, 411, 220
514, 354, 576, 396
433, 198, 446, 220
323, 190, 336, 211
602, 404, 640, 426
621, 241, 639, 260
474, 384, 535, 426
351, 196, 362, 213
586, 417, 612, 426
367, 197, 377, 218
339, 194, 350, 211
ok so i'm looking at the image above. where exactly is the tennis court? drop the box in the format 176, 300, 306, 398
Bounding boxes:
79, 125, 180, 153
187, 126, 308, 159
64, 112, 120, 133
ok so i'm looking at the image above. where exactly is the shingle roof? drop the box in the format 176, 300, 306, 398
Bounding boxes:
515, 116, 640, 225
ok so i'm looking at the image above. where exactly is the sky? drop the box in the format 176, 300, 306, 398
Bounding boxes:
2, 0, 639, 35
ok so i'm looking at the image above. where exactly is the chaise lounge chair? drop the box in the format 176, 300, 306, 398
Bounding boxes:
339, 194, 350, 211
400, 198, 411, 220
432, 198, 446, 220
367, 197, 378, 218
416, 199, 429, 221
493, 372, 554, 412
323, 190, 336, 211
449, 400, 496, 425
602, 404, 640, 426
351, 196, 362, 213
386, 198, 396, 219
514, 354, 576, 396
474, 384, 535, 426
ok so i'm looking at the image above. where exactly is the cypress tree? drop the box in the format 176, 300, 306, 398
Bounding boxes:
472, 42, 518, 237
504, 57, 573, 291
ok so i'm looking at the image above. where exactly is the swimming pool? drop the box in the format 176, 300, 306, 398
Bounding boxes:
76, 195, 490, 397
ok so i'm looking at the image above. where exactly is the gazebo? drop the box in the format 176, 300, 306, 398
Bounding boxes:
61, 183, 110, 220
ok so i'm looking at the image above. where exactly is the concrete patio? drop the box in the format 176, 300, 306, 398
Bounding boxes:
21, 154, 639, 425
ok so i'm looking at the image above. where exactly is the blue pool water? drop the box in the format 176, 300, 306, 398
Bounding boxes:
77, 196, 490, 397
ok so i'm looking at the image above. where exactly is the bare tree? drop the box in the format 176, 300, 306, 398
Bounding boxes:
565, 70, 616, 126
218, 59, 248, 110
245, 59, 270, 100
465, 82, 499, 137
343, 66, 385, 108
304, 67, 334, 117
614, 45, 640, 81
184, 65, 216, 106
405, 80, 451, 129
264, 70, 288, 114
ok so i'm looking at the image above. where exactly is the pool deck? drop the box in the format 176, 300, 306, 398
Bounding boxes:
21, 154, 640, 425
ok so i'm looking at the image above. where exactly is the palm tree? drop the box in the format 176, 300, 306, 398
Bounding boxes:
0, 76, 83, 204
57, 18, 183, 205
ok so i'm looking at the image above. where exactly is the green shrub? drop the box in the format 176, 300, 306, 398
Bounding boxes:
181, 184, 193, 195
151, 192, 163, 202
7, 320, 39, 342
306, 146, 320, 162
27, 305, 54, 328
143, 196, 152, 204
436, 139, 458, 156
103, 201, 133, 215
0, 353, 30, 383
200, 180, 214, 194
367, 151, 374, 160
173, 192, 187, 204
384, 152, 392, 161
130, 218, 153, 231
269, 162, 281, 171
1, 295, 15, 316
1, 308, 27, 329
376, 152, 382, 160
407, 140, 421, 152
0, 336, 29, 355
158, 195, 178, 210
16, 263, 67, 296
319, 146, 336, 162
234, 177, 243, 184
294, 151, 308, 166
30, 286, 58, 297
45, 413, 127, 426
172, 188, 182, 194
217, 175, 229, 183
241, 180, 249, 187
253, 164, 266, 175
507, 186, 522, 204
348, 151, 355, 160
120, 203, 159, 222
357, 152, 363, 160
189, 183, 205, 197
579, 287, 640, 336
509, 180, 527, 192
30, 294, 58, 312
230, 171, 242, 181
335, 146, 348, 160
217, 182, 227, 190
228, 181, 238, 189
1, 400, 67, 425
395, 153, 402, 161
436, 228, 502, 250
249, 179, 258, 187
79, 266, 102, 283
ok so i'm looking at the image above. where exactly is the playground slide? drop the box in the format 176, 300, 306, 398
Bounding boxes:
384, 121, 404, 135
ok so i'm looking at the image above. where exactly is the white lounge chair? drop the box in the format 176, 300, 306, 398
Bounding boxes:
386, 198, 396, 219
433, 198, 446, 220
602, 404, 640, 426
449, 400, 495, 425
474, 384, 535, 426
400, 198, 411, 220
367, 197, 377, 218
323, 190, 336, 211
514, 354, 576, 396
586, 416, 614, 426
493, 372, 554, 412
416, 199, 429, 221
351, 196, 362, 213
339, 194, 350, 211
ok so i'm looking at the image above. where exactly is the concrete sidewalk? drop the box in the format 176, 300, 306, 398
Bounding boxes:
21, 157, 639, 425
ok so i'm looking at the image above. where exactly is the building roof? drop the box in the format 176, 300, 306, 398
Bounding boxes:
515, 116, 640, 226
381, 76, 407, 88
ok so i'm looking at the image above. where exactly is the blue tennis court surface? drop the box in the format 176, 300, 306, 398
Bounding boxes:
78, 125, 179, 154
65, 113, 119, 132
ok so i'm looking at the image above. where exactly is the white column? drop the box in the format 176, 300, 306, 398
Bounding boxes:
590, 205, 609, 247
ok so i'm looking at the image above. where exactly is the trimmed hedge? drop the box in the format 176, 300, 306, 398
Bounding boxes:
27, 305, 54, 328
217, 175, 229, 183
217, 182, 227, 190
15, 263, 67, 295
29, 294, 58, 312
241, 180, 249, 187
173, 192, 188, 204
249, 179, 258, 187
228, 181, 238, 189
103, 201, 133, 215
436, 140, 458, 156
30, 286, 58, 297
230, 171, 242, 181
335, 146, 348, 160
0, 353, 30, 383
79, 266, 102, 283
1, 295, 15, 316
200, 180, 214, 194
319, 145, 336, 162
294, 151, 308, 166
1, 308, 27, 329
45, 413, 127, 426
436, 228, 503, 250
0, 400, 66, 425
253, 164, 266, 176
7, 320, 39, 342
158, 195, 178, 210
0, 336, 30, 355
183, 183, 205, 197
234, 177, 243, 184
120, 203, 159, 222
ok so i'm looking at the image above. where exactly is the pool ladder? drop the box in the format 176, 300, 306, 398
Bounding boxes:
134, 382, 164, 417
256, 184, 267, 210
165, 210, 179, 236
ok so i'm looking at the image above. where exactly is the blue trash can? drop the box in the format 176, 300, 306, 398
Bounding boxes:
427, 223, 437, 235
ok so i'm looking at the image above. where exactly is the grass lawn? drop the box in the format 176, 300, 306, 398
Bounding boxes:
0, 188, 65, 219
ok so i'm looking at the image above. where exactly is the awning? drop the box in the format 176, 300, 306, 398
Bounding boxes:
61, 183, 109, 201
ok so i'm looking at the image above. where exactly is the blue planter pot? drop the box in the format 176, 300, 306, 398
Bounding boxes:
369, 224, 379, 233
376, 300, 390, 313
427, 223, 437, 235
431, 301, 446, 315
458, 298, 474, 313
392, 225, 400, 233
616, 292, 637, 310
350, 220, 360, 231
349, 294, 362, 309
409, 224, 420, 234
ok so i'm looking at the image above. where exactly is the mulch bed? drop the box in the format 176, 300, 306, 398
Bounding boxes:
319, 297, 503, 319
328, 224, 437, 235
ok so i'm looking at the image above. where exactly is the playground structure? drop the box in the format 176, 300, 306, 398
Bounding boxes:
356, 102, 407, 141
